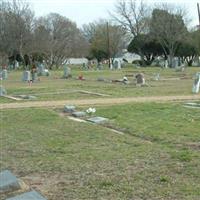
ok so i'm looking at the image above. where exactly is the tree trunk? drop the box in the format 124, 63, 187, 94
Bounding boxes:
168, 51, 174, 68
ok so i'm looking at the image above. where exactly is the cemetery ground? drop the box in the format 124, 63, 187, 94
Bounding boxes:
0, 66, 200, 199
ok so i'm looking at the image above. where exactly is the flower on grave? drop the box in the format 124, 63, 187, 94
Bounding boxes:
86, 107, 96, 115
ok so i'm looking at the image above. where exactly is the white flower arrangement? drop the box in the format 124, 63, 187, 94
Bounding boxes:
86, 107, 96, 115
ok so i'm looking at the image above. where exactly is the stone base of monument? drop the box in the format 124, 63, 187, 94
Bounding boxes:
87, 116, 109, 124
6, 190, 47, 200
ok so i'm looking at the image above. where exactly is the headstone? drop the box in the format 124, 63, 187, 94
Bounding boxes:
2, 70, 8, 80
64, 105, 76, 113
135, 73, 145, 85
87, 116, 109, 124
82, 63, 88, 70
192, 72, 200, 93
154, 73, 160, 81
97, 63, 103, 70
113, 60, 121, 69
63, 65, 71, 78
184, 102, 200, 108
0, 86, 7, 96
22, 71, 31, 82
72, 111, 86, 118
37, 63, 45, 76
0, 170, 21, 193
6, 190, 47, 200
97, 77, 105, 82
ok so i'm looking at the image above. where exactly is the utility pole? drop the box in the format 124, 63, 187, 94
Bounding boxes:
106, 22, 111, 69
198, 3, 200, 30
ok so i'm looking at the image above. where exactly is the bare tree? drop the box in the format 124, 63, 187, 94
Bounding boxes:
0, 0, 34, 66
110, 0, 150, 37
35, 13, 88, 68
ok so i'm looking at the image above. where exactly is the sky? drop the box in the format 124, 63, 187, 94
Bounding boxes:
26, 0, 199, 28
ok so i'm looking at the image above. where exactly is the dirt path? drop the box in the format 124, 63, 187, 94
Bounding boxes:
0, 95, 199, 110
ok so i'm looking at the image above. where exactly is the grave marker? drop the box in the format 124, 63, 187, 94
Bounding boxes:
72, 111, 86, 118
113, 60, 121, 69
6, 190, 47, 200
63, 65, 71, 78
0, 170, 21, 193
64, 105, 76, 113
135, 73, 145, 85
192, 72, 200, 93
0, 86, 7, 96
22, 71, 31, 82
87, 116, 109, 124
2, 69, 8, 80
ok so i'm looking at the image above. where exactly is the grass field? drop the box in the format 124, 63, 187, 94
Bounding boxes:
0, 65, 200, 199
0, 65, 200, 103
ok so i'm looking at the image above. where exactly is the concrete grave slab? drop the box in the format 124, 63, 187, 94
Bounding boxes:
17, 95, 37, 100
6, 190, 47, 200
64, 105, 76, 113
0, 170, 21, 193
87, 116, 109, 124
72, 111, 86, 118
184, 102, 200, 108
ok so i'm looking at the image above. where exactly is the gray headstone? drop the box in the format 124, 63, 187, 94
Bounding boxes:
63, 65, 71, 78
97, 77, 105, 82
22, 71, 31, 81
2, 69, 8, 80
6, 190, 47, 200
0, 170, 20, 193
135, 73, 145, 85
31, 72, 37, 82
64, 105, 76, 113
154, 73, 160, 81
0, 86, 7, 96
72, 111, 86, 118
87, 116, 109, 124
37, 63, 45, 76
97, 63, 103, 70
114, 60, 121, 69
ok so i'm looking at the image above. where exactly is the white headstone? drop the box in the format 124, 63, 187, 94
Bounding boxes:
192, 73, 200, 94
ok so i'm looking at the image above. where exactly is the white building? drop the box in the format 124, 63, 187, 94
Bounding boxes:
67, 58, 88, 65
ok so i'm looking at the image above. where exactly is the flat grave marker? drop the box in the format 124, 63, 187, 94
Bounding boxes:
72, 111, 86, 118
0, 170, 21, 193
87, 116, 109, 124
6, 190, 47, 200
